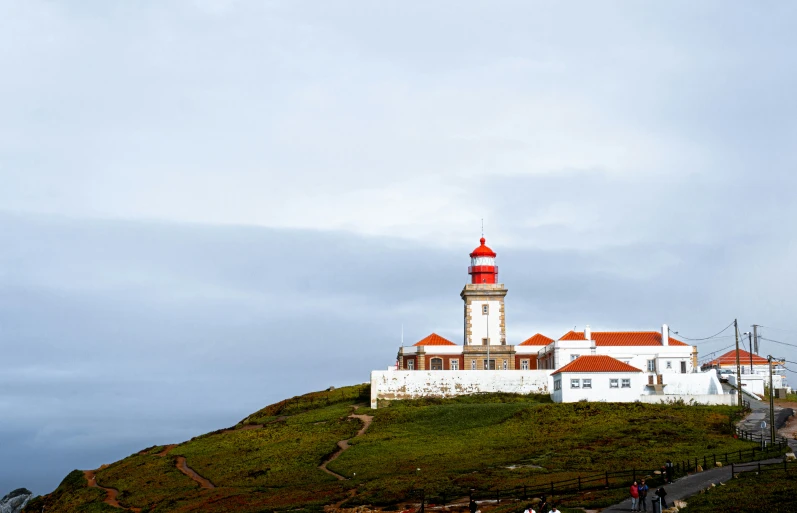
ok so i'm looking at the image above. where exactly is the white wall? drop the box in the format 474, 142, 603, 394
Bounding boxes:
638, 394, 737, 406
469, 300, 503, 345
370, 370, 552, 408
654, 372, 724, 396
553, 372, 645, 403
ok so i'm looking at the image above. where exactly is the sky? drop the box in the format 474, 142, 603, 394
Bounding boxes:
1, 0, 797, 495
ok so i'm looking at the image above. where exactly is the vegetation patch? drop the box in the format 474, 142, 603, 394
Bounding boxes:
680, 464, 797, 513
23, 470, 118, 513
29, 385, 785, 512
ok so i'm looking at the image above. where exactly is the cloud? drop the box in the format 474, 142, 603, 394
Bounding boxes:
1, 0, 796, 495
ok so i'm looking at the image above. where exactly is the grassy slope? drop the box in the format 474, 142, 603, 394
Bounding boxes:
23, 470, 118, 513
26, 385, 779, 512
680, 465, 797, 513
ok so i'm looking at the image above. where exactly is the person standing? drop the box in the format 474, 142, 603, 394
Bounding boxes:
655, 487, 667, 509
630, 481, 639, 511
637, 479, 649, 512
469, 498, 478, 513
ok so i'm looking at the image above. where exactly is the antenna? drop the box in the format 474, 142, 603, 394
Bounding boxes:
401, 324, 404, 346
481, 218, 484, 238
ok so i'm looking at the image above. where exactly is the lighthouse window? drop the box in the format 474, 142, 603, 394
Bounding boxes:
482, 304, 489, 315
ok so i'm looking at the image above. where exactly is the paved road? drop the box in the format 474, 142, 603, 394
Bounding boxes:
600, 407, 796, 512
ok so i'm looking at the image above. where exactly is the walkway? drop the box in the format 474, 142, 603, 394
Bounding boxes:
601, 406, 795, 512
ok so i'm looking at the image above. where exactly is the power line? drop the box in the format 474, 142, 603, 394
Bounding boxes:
671, 320, 735, 341
759, 336, 797, 349
696, 343, 736, 363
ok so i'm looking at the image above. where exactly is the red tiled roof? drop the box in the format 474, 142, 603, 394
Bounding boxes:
705, 349, 769, 367
592, 332, 689, 347
519, 333, 554, 346
552, 355, 643, 375
560, 330, 587, 340
413, 333, 456, 346
469, 237, 497, 258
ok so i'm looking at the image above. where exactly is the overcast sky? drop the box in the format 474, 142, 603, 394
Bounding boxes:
2, 1, 797, 495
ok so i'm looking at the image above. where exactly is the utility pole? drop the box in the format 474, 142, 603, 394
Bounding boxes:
768, 355, 776, 445
752, 324, 759, 354
747, 333, 754, 373
734, 319, 743, 413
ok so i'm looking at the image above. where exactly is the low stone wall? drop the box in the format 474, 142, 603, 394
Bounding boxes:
370, 370, 552, 408
637, 394, 737, 406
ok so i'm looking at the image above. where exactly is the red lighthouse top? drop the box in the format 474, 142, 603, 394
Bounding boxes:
468, 237, 498, 284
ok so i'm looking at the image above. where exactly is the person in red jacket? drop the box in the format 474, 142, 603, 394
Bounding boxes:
630, 481, 640, 511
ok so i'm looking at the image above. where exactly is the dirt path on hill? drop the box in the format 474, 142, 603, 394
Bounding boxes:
83, 470, 141, 512
156, 444, 177, 457
318, 410, 374, 480
175, 456, 216, 489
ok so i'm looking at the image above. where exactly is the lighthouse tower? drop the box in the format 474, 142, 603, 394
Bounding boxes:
461, 237, 507, 347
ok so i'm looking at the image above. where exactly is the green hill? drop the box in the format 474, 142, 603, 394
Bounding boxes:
25, 384, 778, 512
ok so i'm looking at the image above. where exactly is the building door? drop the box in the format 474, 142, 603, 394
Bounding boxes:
482, 359, 496, 370
430, 358, 443, 370
680, 361, 687, 374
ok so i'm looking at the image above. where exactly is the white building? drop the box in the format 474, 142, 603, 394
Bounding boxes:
371, 236, 733, 407
702, 349, 789, 392
551, 355, 645, 403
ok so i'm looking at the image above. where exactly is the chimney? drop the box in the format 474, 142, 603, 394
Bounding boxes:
662, 324, 669, 346
585, 325, 591, 340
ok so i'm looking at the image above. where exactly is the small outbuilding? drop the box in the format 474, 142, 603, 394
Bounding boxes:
551, 355, 644, 403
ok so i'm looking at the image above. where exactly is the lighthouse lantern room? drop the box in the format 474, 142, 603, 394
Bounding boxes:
469, 237, 498, 284
461, 237, 508, 348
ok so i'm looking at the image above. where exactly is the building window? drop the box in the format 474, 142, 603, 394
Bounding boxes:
554, 379, 561, 391
483, 359, 495, 370
681, 361, 687, 374
407, 360, 414, 370
450, 360, 459, 371
582, 379, 592, 389
482, 304, 489, 315
482, 338, 489, 345
570, 354, 579, 362
521, 359, 529, 370
666, 361, 672, 370
471, 360, 476, 370
571, 379, 580, 388
621, 379, 631, 388
430, 358, 443, 370
610, 379, 619, 388
647, 360, 655, 372
502, 360, 508, 370
621, 360, 630, 365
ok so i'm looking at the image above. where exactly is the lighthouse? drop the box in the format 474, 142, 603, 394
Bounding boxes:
461, 237, 507, 350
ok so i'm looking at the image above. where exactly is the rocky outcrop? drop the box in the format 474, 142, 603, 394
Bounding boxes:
0, 488, 33, 513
